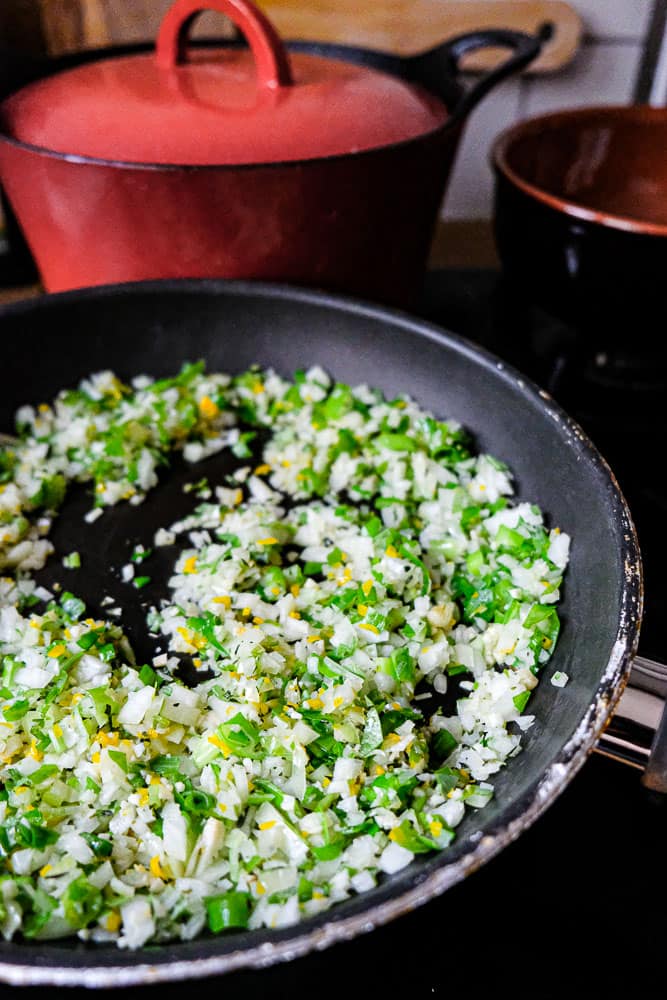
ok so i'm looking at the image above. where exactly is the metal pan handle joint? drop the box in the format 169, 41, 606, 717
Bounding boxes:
597, 654, 667, 794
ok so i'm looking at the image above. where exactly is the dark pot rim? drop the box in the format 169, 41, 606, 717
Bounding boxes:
491, 104, 667, 238
0, 116, 451, 173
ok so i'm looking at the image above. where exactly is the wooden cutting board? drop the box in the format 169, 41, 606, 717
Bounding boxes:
2, 0, 581, 73
256, 1, 582, 73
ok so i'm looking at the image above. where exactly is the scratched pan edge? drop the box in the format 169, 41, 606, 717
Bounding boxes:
0, 280, 643, 987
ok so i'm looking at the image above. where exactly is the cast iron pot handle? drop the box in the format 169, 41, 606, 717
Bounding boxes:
411, 24, 551, 126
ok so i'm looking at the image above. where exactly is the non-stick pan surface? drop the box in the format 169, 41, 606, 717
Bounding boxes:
0, 281, 642, 986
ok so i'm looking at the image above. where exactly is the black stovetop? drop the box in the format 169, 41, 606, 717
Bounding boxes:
7, 269, 666, 999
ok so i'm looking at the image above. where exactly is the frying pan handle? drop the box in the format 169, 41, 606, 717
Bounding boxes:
640, 660, 667, 795
596, 654, 667, 794
155, 0, 293, 88
414, 24, 550, 127
643, 708, 667, 792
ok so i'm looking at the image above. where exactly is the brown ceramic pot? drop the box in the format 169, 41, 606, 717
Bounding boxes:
492, 105, 667, 352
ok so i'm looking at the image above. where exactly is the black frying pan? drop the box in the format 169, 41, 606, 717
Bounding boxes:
0, 280, 644, 986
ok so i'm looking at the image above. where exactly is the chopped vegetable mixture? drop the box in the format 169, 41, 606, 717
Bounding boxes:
0, 363, 570, 948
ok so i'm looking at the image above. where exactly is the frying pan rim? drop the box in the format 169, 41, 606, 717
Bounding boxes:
0, 279, 643, 986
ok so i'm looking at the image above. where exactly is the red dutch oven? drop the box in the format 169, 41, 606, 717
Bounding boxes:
0, 0, 543, 302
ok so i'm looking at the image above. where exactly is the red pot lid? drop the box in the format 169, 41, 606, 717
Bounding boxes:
1, 0, 448, 166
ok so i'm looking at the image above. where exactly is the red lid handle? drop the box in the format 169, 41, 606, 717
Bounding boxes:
155, 0, 293, 89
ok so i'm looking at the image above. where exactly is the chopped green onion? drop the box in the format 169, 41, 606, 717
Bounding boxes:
205, 891, 251, 932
